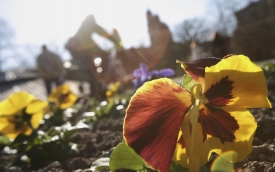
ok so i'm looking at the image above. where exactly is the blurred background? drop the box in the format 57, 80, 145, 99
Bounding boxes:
0, 0, 274, 99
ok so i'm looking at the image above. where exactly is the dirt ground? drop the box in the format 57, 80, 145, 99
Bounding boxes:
1, 75, 275, 172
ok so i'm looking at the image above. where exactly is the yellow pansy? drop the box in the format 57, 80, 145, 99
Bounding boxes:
48, 84, 77, 109
0, 92, 48, 139
106, 82, 120, 102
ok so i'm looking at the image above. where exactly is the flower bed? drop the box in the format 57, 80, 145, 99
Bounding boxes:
0, 55, 275, 172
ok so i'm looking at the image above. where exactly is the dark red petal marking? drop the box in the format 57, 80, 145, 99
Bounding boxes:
204, 76, 234, 106
124, 79, 192, 172
184, 57, 221, 81
198, 104, 239, 143
177, 134, 186, 149
223, 54, 234, 59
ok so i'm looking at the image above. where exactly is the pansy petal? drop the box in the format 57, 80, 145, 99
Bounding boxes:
26, 100, 48, 114
124, 78, 192, 172
0, 121, 18, 139
140, 62, 149, 74
199, 104, 239, 143
204, 76, 234, 106
205, 55, 271, 108
173, 130, 188, 168
140, 72, 150, 83
0, 118, 9, 131
23, 127, 33, 136
155, 69, 175, 78
48, 84, 70, 101
133, 79, 142, 89
201, 105, 257, 162
109, 82, 120, 92
177, 57, 221, 82
48, 84, 77, 109
181, 105, 256, 169
106, 90, 112, 97
30, 112, 44, 129
133, 68, 142, 78
59, 93, 78, 109
0, 92, 35, 115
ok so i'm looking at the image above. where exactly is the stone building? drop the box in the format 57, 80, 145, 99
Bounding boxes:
231, 0, 275, 61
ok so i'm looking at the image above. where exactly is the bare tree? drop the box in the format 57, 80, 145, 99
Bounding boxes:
0, 17, 14, 72
208, 0, 259, 37
174, 17, 212, 45
0, 19, 42, 71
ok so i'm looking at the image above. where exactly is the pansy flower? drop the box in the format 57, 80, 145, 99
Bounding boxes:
123, 55, 271, 172
106, 81, 121, 102
0, 92, 48, 139
133, 62, 175, 89
48, 84, 78, 110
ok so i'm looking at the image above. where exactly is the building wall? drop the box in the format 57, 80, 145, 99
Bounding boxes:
235, 0, 274, 26
231, 0, 275, 61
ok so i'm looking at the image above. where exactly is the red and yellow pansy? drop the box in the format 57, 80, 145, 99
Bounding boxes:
123, 55, 271, 172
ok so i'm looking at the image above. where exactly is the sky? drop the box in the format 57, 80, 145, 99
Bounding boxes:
0, 0, 251, 71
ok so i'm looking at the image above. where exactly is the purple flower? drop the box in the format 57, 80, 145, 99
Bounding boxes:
133, 63, 175, 89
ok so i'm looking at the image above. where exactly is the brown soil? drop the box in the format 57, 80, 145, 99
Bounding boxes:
1, 76, 275, 172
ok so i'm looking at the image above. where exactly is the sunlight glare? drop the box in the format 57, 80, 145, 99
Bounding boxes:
94, 57, 102, 67
96, 67, 103, 73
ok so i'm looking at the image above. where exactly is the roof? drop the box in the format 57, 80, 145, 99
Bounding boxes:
0, 71, 90, 101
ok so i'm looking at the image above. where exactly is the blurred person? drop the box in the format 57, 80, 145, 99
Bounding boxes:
65, 14, 123, 97
36, 45, 66, 95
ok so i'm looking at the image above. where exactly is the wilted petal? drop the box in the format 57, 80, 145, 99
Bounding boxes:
177, 57, 221, 83
0, 92, 35, 115
124, 78, 192, 172
205, 55, 271, 108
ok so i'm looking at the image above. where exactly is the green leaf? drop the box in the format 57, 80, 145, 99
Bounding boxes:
210, 151, 236, 172
109, 140, 147, 171
0, 135, 10, 145
199, 166, 209, 172
182, 74, 196, 91
90, 148, 115, 171
169, 161, 189, 172
0, 135, 10, 150
91, 157, 110, 171
62, 128, 78, 140
62, 121, 90, 139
